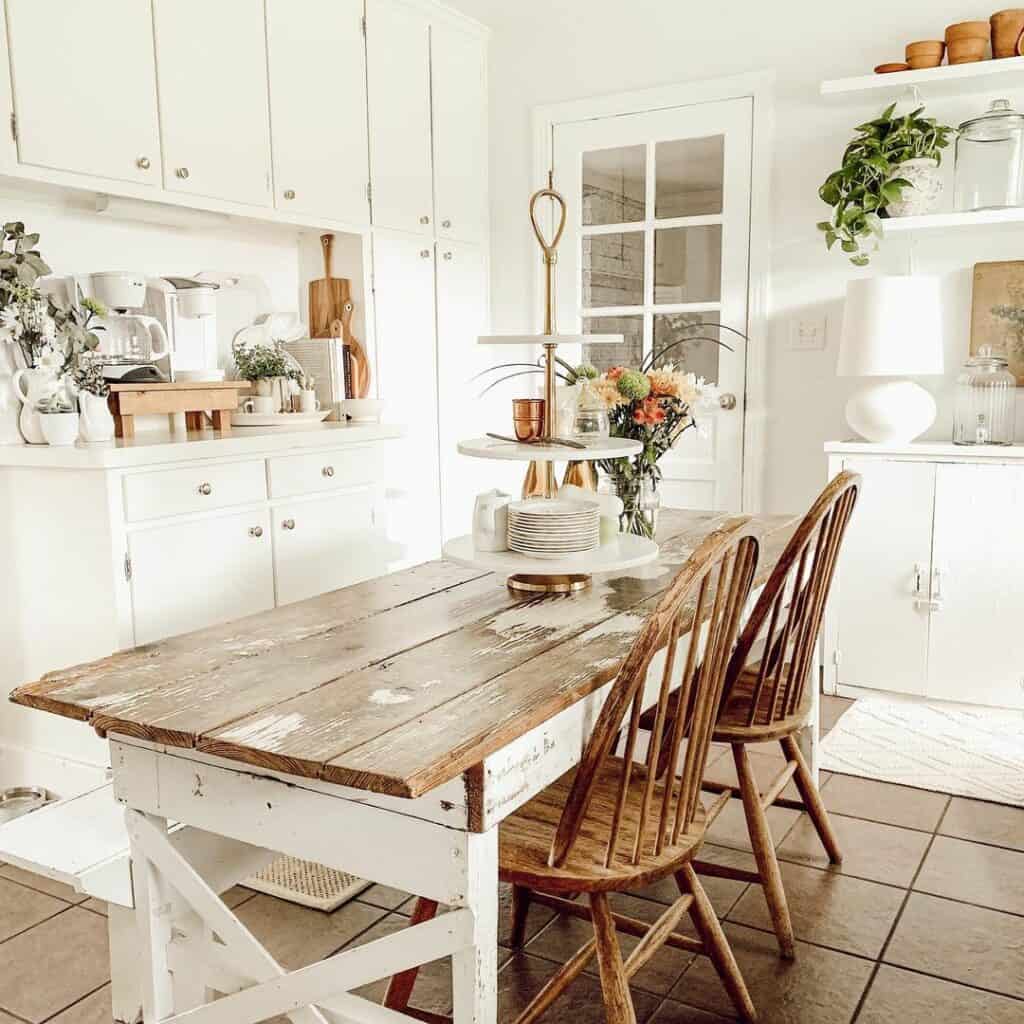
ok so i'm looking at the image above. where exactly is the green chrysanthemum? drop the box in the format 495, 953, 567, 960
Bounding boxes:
574, 362, 598, 380
616, 370, 650, 401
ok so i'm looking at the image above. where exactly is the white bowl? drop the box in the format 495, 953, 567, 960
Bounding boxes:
341, 399, 384, 422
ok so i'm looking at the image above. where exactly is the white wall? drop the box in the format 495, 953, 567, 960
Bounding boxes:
447, 0, 1024, 512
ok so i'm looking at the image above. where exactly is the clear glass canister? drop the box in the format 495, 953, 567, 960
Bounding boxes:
952, 347, 1016, 445
954, 99, 1024, 212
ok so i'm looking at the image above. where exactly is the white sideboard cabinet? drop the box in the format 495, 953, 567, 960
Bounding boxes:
824, 442, 1024, 711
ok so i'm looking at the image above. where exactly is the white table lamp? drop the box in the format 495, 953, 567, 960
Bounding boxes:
837, 276, 944, 443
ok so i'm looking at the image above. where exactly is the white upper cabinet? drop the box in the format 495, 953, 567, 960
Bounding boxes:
266, 0, 370, 224
5, 0, 161, 185
152, 0, 273, 207
431, 23, 487, 242
366, 0, 434, 234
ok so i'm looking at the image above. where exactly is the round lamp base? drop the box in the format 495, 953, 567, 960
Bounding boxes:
845, 380, 937, 444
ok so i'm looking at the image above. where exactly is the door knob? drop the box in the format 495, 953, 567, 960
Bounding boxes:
197, 482, 212, 496
420, 249, 431, 259
249, 526, 263, 538
719, 393, 737, 410
136, 156, 151, 170
442, 251, 453, 261
322, 465, 335, 477
442, 219, 452, 229
420, 215, 430, 225
175, 166, 190, 180
283, 189, 296, 200
282, 518, 296, 530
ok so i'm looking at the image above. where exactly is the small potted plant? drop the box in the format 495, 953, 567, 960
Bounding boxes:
36, 391, 79, 446
232, 338, 291, 410
818, 103, 954, 266
73, 359, 114, 443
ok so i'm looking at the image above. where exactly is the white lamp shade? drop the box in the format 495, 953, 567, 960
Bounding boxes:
837, 276, 944, 377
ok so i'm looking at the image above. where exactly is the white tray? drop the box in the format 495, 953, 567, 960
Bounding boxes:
232, 410, 331, 427
458, 436, 642, 462
443, 533, 659, 576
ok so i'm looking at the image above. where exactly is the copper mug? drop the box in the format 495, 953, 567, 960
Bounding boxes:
512, 398, 545, 441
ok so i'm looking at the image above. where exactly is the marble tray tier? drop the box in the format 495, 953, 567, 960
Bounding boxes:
457, 436, 642, 462
442, 533, 659, 576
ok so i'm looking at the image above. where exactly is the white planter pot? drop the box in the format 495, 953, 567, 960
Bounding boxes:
885, 158, 943, 218
38, 411, 80, 446
78, 391, 115, 443
11, 366, 58, 445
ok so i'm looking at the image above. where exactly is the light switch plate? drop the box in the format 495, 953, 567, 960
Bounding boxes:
789, 315, 827, 351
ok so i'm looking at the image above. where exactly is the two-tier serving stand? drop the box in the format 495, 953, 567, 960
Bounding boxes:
441, 176, 659, 594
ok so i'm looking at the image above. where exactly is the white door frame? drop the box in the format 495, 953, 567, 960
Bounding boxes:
532, 70, 775, 513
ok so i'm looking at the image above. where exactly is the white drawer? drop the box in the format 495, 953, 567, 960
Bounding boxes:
123, 460, 267, 522
267, 446, 378, 498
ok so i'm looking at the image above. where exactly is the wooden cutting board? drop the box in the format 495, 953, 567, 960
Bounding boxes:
308, 234, 349, 339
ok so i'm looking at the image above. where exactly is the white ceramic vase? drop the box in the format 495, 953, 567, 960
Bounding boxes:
0, 347, 23, 445
78, 391, 115, 443
38, 411, 80, 446
885, 158, 943, 218
11, 366, 57, 445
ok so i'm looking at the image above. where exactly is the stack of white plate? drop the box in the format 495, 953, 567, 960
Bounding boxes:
507, 498, 601, 559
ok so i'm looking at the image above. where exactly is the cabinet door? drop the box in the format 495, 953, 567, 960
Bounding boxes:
129, 510, 274, 646
366, 0, 434, 234
372, 230, 440, 564
927, 463, 1024, 709
6, 0, 161, 184
273, 488, 389, 605
266, 0, 369, 224
152, 0, 273, 206
431, 23, 487, 242
835, 458, 935, 696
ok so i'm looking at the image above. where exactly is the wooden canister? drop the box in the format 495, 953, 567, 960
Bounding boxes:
991, 9, 1024, 57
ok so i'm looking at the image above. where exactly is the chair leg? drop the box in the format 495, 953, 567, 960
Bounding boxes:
509, 884, 532, 949
676, 864, 757, 1023
732, 742, 795, 960
384, 897, 438, 1012
590, 893, 637, 1024
781, 734, 842, 865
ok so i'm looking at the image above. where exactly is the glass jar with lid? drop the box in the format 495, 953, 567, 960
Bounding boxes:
954, 99, 1024, 212
952, 346, 1016, 445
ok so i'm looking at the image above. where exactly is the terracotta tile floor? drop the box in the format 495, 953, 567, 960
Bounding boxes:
2, 695, 1023, 1023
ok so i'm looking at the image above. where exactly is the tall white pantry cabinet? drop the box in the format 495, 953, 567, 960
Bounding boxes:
823, 442, 1024, 711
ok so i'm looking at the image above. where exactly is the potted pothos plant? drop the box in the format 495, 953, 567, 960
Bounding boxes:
818, 103, 954, 266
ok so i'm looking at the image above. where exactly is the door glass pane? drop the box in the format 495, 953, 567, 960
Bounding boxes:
583, 231, 644, 307
655, 136, 724, 218
582, 145, 645, 225
583, 315, 643, 374
653, 315, 724, 385
654, 225, 721, 304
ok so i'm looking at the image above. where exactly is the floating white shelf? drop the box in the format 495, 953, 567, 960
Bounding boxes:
477, 334, 624, 346
822, 55, 1024, 98
457, 436, 642, 463
443, 533, 659, 576
880, 206, 1024, 235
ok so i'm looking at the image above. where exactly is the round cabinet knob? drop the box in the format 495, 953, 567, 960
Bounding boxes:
283, 189, 296, 200
419, 215, 430, 225
442, 251, 453, 261
442, 219, 452, 229
175, 166, 190, 180
420, 249, 431, 259
282, 518, 296, 530
136, 156, 151, 170
322, 465, 335, 478
249, 526, 264, 538
197, 482, 212, 496
718, 393, 738, 411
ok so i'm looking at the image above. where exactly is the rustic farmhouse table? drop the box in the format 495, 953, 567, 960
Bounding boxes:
12, 509, 799, 1024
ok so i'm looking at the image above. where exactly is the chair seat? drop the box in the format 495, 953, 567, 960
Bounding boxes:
712, 665, 811, 743
499, 756, 706, 893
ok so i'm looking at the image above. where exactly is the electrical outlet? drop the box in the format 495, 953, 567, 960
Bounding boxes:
789, 316, 827, 351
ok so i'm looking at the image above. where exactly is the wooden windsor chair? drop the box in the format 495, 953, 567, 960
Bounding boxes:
384, 515, 763, 1024
642, 471, 861, 961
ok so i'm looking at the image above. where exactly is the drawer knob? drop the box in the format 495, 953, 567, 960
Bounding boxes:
420, 249, 431, 259
249, 526, 264, 538
282, 518, 296, 530
420, 215, 430, 225
283, 189, 296, 200
322, 465, 335, 478
442, 219, 452, 229
176, 166, 190, 180
197, 482, 212, 496
442, 251, 453, 261
136, 156, 151, 170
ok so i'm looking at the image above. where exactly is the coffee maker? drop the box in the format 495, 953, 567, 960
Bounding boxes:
144, 277, 221, 382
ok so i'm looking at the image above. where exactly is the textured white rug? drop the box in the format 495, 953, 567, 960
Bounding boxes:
820, 697, 1024, 807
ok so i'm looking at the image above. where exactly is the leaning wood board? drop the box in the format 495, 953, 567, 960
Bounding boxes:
11, 511, 797, 800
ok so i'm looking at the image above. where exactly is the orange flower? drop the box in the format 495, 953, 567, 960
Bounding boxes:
606, 366, 626, 381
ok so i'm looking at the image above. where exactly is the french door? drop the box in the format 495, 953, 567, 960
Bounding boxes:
550, 97, 753, 509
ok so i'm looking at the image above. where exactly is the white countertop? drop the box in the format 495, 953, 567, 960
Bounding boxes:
0, 421, 405, 470
825, 440, 1024, 460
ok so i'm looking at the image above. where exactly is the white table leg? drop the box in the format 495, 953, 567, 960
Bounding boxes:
108, 904, 143, 1024
451, 829, 499, 1024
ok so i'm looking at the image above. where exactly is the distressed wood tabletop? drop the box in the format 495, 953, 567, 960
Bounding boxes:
12, 510, 797, 798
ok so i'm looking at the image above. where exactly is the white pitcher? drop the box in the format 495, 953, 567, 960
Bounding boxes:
78, 391, 115, 443
11, 366, 57, 445
473, 490, 512, 552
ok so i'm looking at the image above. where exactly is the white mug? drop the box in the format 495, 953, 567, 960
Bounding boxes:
473, 489, 512, 552
244, 396, 275, 414
297, 389, 320, 413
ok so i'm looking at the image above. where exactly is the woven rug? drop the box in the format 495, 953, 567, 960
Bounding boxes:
244, 857, 371, 912
820, 697, 1024, 807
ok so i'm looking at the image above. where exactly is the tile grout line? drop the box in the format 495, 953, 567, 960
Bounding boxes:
0, 902, 76, 949
37, 980, 111, 1024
